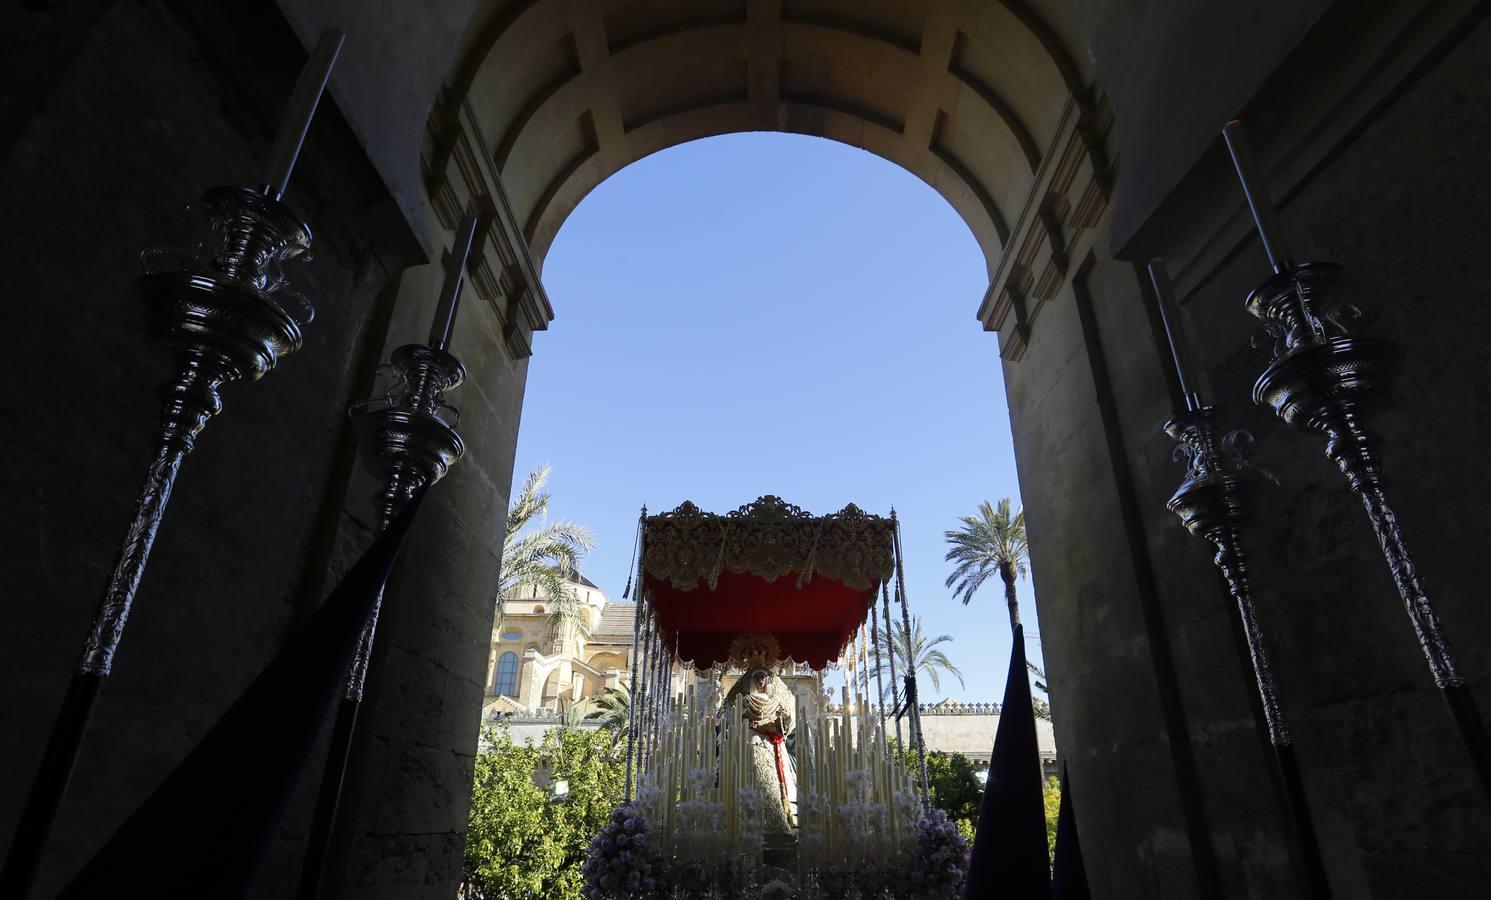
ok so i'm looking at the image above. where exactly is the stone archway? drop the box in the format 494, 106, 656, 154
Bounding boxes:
4, 2, 1488, 898
430, 0, 1105, 281
312, 0, 1491, 886
358, 4, 1202, 899
341, 2, 1193, 898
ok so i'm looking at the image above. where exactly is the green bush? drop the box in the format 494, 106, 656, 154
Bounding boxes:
462, 724, 625, 899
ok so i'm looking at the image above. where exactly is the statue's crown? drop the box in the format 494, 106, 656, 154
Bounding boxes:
727, 632, 782, 670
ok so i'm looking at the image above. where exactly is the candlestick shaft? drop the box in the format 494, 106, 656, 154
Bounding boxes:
428, 213, 480, 351
891, 515, 932, 806
623, 528, 645, 800
880, 581, 904, 762
0, 673, 102, 898
80, 358, 229, 676
1208, 531, 1289, 746
261, 28, 344, 201
1148, 259, 1203, 411
1222, 121, 1292, 273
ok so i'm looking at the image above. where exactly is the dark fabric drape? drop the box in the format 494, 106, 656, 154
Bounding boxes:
964, 623, 1052, 899
1051, 762, 1092, 900
59, 496, 423, 899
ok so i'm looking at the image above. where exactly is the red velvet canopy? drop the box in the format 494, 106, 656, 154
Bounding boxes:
644, 569, 879, 669
639, 497, 896, 670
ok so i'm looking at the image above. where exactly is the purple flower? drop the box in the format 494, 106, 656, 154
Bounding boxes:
902, 806, 971, 897
583, 803, 665, 899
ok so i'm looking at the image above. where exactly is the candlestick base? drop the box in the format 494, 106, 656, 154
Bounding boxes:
1163, 406, 1274, 540
350, 343, 467, 526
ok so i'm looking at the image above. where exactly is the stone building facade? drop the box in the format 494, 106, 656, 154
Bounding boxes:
480, 574, 646, 719
915, 699, 1058, 778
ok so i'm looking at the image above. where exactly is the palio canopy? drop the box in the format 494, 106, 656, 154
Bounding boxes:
640, 497, 896, 669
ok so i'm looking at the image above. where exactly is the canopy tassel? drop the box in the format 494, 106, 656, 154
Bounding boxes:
622, 506, 646, 801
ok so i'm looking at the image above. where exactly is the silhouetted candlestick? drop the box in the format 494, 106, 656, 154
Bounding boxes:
1148, 258, 1202, 412
260, 28, 344, 201
1222, 120, 1294, 274
428, 213, 479, 351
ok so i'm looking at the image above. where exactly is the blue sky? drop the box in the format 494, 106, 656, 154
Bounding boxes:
515, 132, 1041, 704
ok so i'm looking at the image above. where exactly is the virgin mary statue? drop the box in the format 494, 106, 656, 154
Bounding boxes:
720, 634, 798, 834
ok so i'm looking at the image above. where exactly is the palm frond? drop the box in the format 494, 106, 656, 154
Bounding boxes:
943, 497, 1030, 615
496, 466, 598, 644
868, 616, 964, 705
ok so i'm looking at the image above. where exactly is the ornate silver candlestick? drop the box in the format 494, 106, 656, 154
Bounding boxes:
1, 31, 343, 899
1151, 259, 1331, 896
1164, 410, 1289, 736
297, 215, 475, 900
1223, 122, 1491, 801
343, 343, 467, 688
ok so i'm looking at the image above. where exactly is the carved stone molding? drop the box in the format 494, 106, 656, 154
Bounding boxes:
978, 90, 1117, 362
421, 92, 554, 359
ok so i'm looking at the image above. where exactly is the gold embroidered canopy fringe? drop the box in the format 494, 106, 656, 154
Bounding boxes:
641, 496, 895, 593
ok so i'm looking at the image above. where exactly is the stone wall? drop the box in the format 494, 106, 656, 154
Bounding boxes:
0, 3, 524, 898
1010, 5, 1491, 898
914, 706, 1058, 770
0, 1, 407, 894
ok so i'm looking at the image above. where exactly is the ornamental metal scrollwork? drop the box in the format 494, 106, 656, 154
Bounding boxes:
643, 497, 895, 592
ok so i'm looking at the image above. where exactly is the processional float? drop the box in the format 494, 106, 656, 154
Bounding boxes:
583, 498, 971, 899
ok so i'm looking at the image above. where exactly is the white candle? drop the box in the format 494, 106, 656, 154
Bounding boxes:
261, 28, 345, 200
1222, 120, 1293, 273
428, 212, 479, 351
1147, 258, 1202, 411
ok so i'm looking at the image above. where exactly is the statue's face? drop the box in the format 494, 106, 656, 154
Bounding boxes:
750, 669, 770, 692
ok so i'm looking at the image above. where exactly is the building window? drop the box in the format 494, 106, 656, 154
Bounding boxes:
501, 629, 523, 642
492, 652, 519, 697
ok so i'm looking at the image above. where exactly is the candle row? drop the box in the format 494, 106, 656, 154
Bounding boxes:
633, 665, 919, 881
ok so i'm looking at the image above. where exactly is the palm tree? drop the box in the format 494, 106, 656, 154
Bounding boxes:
584, 686, 631, 744
498, 465, 596, 641
872, 616, 964, 708
558, 696, 588, 729
944, 498, 1029, 633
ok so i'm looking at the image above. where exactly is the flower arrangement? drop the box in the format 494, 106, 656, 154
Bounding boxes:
581, 802, 665, 899
814, 860, 855, 899
712, 854, 758, 900
901, 808, 970, 899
